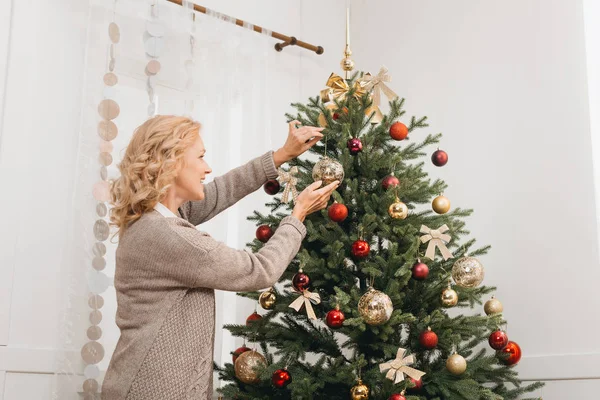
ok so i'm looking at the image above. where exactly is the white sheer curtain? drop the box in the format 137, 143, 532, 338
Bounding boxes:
52, 1, 289, 398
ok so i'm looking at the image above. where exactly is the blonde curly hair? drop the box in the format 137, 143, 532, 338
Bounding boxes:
110, 115, 201, 236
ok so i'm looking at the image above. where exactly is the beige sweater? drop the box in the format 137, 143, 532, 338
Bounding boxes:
101, 150, 307, 400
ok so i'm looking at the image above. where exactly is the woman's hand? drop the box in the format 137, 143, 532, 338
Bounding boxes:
274, 120, 324, 167
292, 180, 340, 223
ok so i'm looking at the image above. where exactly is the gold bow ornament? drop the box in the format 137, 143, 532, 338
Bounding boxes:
289, 289, 321, 320
419, 224, 453, 261
278, 166, 299, 204
379, 347, 426, 384
359, 67, 399, 124
318, 73, 375, 127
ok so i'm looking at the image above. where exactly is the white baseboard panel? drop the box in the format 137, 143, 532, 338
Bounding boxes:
0, 347, 82, 374
514, 353, 600, 381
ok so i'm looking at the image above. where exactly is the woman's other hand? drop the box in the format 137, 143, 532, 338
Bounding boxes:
292, 180, 339, 223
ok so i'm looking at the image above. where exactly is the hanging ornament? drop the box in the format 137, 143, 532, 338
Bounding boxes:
352, 239, 370, 259
441, 281, 459, 307
259, 288, 277, 310
419, 327, 438, 350
278, 166, 299, 204
497, 341, 522, 366
388, 392, 406, 400
379, 347, 426, 384
272, 368, 292, 388
234, 350, 267, 384
326, 304, 345, 329
263, 179, 281, 195
432, 149, 448, 167
484, 296, 504, 315
232, 346, 251, 363
347, 137, 363, 155
388, 195, 408, 220
432, 194, 451, 214
358, 287, 393, 326
381, 174, 400, 190
411, 259, 429, 281
312, 156, 345, 186
328, 201, 349, 222
246, 311, 262, 325
350, 378, 370, 400
489, 330, 509, 350
408, 377, 423, 392
389, 122, 408, 141
292, 269, 311, 291
446, 353, 467, 375
452, 256, 485, 288
420, 224, 453, 260
256, 225, 273, 243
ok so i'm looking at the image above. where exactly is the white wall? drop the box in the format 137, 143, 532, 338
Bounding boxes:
350, 0, 600, 398
1, 0, 598, 399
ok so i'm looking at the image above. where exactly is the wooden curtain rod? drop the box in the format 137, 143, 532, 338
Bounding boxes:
165, 0, 324, 55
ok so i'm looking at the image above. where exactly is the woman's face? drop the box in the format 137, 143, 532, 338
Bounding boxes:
173, 133, 212, 201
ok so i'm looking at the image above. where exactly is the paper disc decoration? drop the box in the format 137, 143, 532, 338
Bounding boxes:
93, 220, 110, 241
144, 37, 165, 57
93, 181, 110, 202
83, 379, 99, 393
108, 22, 120, 43
88, 294, 104, 309
96, 203, 108, 218
103, 72, 118, 86
92, 256, 106, 271
89, 310, 102, 325
81, 341, 105, 364
92, 242, 106, 257
99, 152, 113, 167
87, 326, 102, 340
98, 120, 118, 141
145, 60, 161, 76
98, 99, 120, 120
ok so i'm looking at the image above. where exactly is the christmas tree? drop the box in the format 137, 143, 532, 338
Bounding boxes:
216, 24, 543, 400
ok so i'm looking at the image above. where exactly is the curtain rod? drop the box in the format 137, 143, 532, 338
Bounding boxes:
165, 0, 324, 55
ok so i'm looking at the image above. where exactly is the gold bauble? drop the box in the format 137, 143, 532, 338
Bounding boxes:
484, 296, 504, 315
358, 287, 393, 326
432, 195, 451, 214
258, 288, 277, 310
350, 378, 369, 399
341, 57, 355, 72
388, 197, 408, 219
441, 287, 458, 307
446, 353, 467, 375
234, 350, 267, 384
312, 156, 345, 186
452, 256, 485, 288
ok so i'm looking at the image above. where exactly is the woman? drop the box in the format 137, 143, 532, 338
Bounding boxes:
101, 115, 339, 400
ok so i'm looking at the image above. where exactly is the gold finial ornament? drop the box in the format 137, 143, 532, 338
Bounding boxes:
340, 8, 355, 78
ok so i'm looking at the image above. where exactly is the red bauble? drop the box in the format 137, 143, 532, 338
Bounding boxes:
347, 138, 363, 155
412, 261, 429, 280
389, 122, 409, 140
498, 341, 522, 366
272, 368, 292, 388
489, 330, 509, 350
328, 202, 348, 222
246, 312, 262, 325
351, 239, 370, 258
326, 307, 345, 329
408, 377, 423, 392
263, 179, 281, 195
431, 149, 448, 167
292, 271, 310, 291
256, 225, 274, 243
388, 394, 406, 400
232, 346, 251, 363
419, 327, 438, 350
381, 175, 400, 190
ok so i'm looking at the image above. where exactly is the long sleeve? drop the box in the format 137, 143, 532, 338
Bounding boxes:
163, 215, 306, 291
179, 150, 279, 226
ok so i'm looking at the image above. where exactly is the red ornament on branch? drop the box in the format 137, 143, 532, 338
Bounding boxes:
388, 393, 406, 400
263, 179, 280, 195
411, 260, 429, 280
246, 312, 262, 326
389, 122, 408, 141
419, 327, 438, 350
347, 137, 363, 155
381, 174, 400, 190
292, 270, 311, 291
498, 341, 522, 366
489, 330, 509, 350
325, 305, 345, 329
256, 225, 273, 243
272, 368, 292, 388
351, 239, 370, 259
328, 201, 348, 222
431, 149, 448, 167
232, 346, 251, 363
